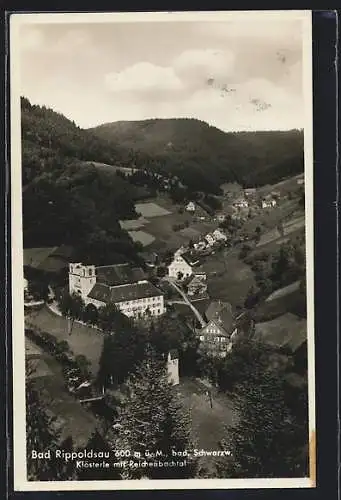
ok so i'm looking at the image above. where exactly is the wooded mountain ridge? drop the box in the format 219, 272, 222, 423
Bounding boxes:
21, 97, 304, 264
91, 118, 304, 192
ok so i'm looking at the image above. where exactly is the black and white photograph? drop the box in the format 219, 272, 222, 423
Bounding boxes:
10, 10, 315, 490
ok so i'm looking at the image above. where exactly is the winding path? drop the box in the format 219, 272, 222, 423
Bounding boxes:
164, 278, 207, 328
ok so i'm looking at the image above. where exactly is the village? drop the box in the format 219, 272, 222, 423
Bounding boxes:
24, 169, 307, 473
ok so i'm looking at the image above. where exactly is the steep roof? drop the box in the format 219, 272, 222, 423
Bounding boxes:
88, 281, 163, 304
201, 319, 230, 337
96, 263, 146, 286
205, 301, 234, 333
24, 245, 74, 273
181, 250, 201, 267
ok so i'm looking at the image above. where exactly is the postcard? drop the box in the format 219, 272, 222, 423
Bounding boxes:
10, 10, 315, 491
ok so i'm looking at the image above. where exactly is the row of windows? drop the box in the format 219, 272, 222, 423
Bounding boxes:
118, 304, 163, 314
119, 297, 162, 307
199, 335, 227, 343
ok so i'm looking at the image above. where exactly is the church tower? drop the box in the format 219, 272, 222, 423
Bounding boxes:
69, 263, 96, 301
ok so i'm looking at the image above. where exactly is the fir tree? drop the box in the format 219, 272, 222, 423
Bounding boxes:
107, 347, 197, 479
216, 368, 308, 478
26, 361, 77, 480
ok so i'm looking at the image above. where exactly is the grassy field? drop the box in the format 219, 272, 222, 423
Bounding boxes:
26, 336, 98, 447
254, 313, 307, 351
177, 377, 237, 473
128, 230, 156, 247
119, 195, 217, 252
25, 306, 104, 376
204, 249, 255, 308
257, 174, 304, 198
242, 200, 298, 234
135, 202, 171, 217
254, 287, 306, 322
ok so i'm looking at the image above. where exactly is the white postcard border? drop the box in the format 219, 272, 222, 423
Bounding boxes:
10, 10, 315, 491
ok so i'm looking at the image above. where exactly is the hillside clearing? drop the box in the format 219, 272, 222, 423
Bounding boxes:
204, 249, 255, 308
128, 230, 155, 247
135, 202, 171, 217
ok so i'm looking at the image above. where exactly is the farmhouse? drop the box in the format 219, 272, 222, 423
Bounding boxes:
212, 229, 228, 242
185, 201, 196, 212
234, 198, 249, 209
215, 212, 226, 223
168, 248, 201, 279
193, 241, 207, 251
186, 272, 207, 297
138, 251, 159, 268
197, 301, 238, 357
204, 233, 216, 246
69, 262, 165, 318
244, 188, 257, 197
261, 199, 277, 209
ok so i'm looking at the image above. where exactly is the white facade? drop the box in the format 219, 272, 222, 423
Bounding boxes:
204, 233, 216, 246
69, 263, 165, 319
212, 229, 227, 241
86, 291, 165, 318
168, 250, 193, 279
116, 294, 165, 318
167, 353, 179, 385
69, 263, 96, 300
262, 199, 277, 209
186, 202, 196, 212
234, 199, 249, 208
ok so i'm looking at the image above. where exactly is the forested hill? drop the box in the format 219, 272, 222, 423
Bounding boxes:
90, 118, 304, 193
21, 97, 146, 266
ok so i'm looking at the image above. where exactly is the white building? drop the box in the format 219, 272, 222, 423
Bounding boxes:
234, 198, 249, 208
204, 233, 216, 246
168, 248, 200, 279
185, 201, 196, 212
69, 262, 165, 318
212, 229, 228, 242
167, 350, 179, 385
262, 199, 277, 209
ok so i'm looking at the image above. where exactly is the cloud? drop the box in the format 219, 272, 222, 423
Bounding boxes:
20, 26, 92, 55
105, 62, 183, 93
173, 49, 235, 89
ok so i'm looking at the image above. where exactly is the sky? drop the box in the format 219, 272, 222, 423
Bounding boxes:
16, 14, 307, 132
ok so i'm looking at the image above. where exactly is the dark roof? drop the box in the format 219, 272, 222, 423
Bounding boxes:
24, 246, 74, 273
181, 250, 201, 267
96, 263, 146, 286
138, 251, 158, 264
201, 319, 230, 337
88, 281, 163, 304
205, 301, 234, 333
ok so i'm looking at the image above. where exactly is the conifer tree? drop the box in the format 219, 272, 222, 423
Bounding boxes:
107, 347, 197, 479
216, 368, 308, 478
26, 361, 77, 480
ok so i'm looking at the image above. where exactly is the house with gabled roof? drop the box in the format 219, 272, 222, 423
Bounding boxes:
197, 301, 238, 357
167, 248, 201, 279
